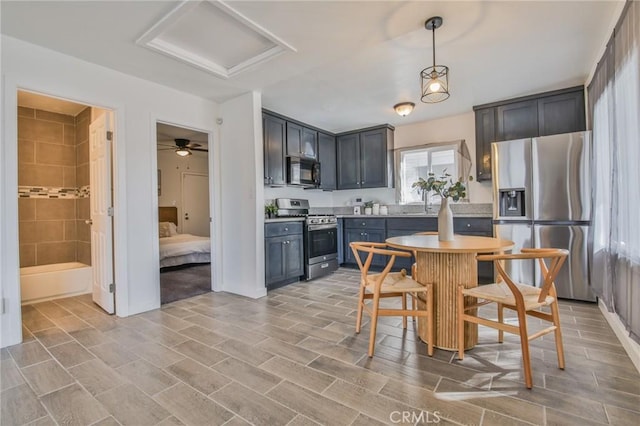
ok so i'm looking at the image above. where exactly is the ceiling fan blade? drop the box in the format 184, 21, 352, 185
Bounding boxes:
191, 147, 208, 152
186, 142, 202, 148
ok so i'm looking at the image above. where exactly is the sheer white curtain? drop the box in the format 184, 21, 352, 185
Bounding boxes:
588, 0, 640, 342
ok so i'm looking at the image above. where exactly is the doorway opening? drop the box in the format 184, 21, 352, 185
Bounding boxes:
156, 122, 212, 304
16, 90, 116, 320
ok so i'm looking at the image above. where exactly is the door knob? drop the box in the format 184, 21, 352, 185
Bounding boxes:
85, 219, 93, 225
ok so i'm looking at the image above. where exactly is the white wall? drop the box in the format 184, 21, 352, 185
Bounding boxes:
218, 92, 267, 299
394, 112, 492, 204
157, 150, 209, 233
1, 36, 221, 347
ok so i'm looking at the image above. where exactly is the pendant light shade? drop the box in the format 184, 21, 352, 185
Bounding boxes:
421, 17, 450, 103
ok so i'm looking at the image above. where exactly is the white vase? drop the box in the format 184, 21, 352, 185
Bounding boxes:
364, 207, 373, 215
438, 197, 454, 241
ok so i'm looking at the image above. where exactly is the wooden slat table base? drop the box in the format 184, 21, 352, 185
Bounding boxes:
415, 251, 478, 350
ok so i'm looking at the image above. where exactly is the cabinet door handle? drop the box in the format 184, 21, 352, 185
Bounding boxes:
361, 222, 366, 226
284, 227, 288, 231
467, 223, 471, 227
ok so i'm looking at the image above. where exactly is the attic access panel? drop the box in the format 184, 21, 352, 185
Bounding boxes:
137, 0, 295, 79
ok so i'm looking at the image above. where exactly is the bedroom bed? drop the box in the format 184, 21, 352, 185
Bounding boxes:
159, 207, 211, 268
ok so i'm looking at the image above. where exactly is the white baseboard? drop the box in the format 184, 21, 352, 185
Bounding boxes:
599, 299, 640, 372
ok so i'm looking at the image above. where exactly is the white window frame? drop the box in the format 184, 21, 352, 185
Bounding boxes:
394, 141, 462, 205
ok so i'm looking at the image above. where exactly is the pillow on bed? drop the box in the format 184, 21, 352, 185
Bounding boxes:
159, 222, 173, 238
168, 222, 178, 236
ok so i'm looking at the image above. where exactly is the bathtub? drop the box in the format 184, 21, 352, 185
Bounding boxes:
20, 262, 92, 304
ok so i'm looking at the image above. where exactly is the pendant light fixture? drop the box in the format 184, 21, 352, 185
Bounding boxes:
421, 16, 449, 103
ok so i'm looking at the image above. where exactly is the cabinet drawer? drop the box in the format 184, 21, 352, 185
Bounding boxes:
265, 222, 303, 237
344, 218, 386, 229
454, 218, 492, 234
386, 217, 437, 231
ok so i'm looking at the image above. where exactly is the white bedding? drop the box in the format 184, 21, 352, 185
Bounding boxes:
159, 234, 211, 268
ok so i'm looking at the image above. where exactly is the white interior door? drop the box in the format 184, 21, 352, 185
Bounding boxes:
182, 172, 210, 237
90, 113, 115, 314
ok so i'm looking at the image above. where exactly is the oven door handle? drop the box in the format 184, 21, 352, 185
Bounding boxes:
307, 224, 338, 231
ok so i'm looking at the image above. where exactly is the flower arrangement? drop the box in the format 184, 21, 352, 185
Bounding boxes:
264, 203, 278, 218
412, 170, 472, 202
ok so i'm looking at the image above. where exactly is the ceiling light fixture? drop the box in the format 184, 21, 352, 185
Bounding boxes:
394, 102, 415, 117
421, 16, 449, 103
175, 147, 192, 157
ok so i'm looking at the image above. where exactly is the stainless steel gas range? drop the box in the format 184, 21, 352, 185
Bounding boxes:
275, 198, 338, 280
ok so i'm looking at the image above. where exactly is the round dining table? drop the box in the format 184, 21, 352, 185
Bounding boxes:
386, 234, 514, 351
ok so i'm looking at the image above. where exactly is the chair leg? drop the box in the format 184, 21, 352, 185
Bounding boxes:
497, 302, 504, 343
427, 284, 434, 356
412, 294, 417, 322
550, 300, 565, 370
457, 285, 465, 360
402, 294, 408, 329
517, 308, 533, 389
355, 285, 365, 334
368, 293, 381, 357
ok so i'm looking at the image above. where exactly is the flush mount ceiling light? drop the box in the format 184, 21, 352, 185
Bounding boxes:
421, 16, 450, 103
394, 102, 415, 117
175, 147, 192, 157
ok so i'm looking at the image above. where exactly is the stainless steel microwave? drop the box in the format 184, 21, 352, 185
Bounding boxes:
287, 157, 320, 187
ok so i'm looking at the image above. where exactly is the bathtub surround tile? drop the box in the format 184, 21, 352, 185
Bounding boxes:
35, 198, 76, 220
35, 109, 75, 125
64, 220, 77, 240
18, 139, 36, 164
36, 142, 76, 167
76, 141, 89, 164
19, 243, 37, 267
77, 242, 92, 266
36, 220, 65, 242
19, 164, 64, 187
64, 123, 76, 146
34, 119, 64, 143
36, 241, 76, 265
77, 163, 89, 187
19, 198, 36, 220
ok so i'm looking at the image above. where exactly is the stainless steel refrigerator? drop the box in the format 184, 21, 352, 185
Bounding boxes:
492, 131, 595, 302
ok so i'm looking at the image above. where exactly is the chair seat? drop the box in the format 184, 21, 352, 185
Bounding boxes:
364, 270, 426, 294
462, 282, 555, 310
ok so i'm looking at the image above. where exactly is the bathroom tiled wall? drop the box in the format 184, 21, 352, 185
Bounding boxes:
18, 106, 92, 267
75, 108, 91, 265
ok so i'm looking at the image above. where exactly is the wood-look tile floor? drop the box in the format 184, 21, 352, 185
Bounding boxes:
2, 268, 639, 425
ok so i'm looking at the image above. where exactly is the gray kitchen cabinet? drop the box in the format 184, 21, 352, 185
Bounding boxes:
286, 122, 317, 159
453, 218, 494, 284
263, 113, 286, 186
265, 222, 304, 289
343, 218, 386, 267
318, 132, 336, 190
386, 217, 437, 271
336, 125, 394, 190
473, 86, 585, 182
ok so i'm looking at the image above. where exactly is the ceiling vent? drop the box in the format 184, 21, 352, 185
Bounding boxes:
137, 0, 296, 79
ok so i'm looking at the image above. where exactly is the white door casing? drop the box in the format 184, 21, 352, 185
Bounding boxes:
90, 113, 115, 313
181, 172, 210, 237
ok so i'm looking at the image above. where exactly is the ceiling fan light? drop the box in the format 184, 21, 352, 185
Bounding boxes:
175, 147, 192, 157
394, 102, 415, 117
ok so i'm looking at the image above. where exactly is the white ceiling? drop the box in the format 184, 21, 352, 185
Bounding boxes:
1, 1, 621, 133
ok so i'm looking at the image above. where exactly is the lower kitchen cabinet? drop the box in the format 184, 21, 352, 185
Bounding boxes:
343, 218, 386, 267
386, 217, 437, 271
265, 222, 304, 289
454, 218, 494, 284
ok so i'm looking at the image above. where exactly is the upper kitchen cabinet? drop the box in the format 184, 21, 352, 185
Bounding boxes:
286, 122, 317, 159
537, 90, 585, 136
473, 86, 586, 181
318, 132, 337, 190
263, 113, 286, 186
336, 125, 394, 190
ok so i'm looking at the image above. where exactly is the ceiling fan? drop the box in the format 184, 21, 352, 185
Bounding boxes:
158, 138, 208, 157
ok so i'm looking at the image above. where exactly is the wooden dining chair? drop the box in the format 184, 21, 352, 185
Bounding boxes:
456, 248, 569, 389
350, 242, 433, 357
